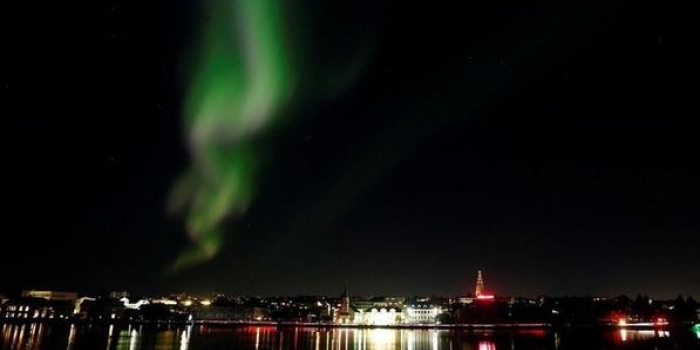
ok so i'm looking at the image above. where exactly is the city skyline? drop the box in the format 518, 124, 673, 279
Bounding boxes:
3, 270, 696, 301
3, 276, 698, 328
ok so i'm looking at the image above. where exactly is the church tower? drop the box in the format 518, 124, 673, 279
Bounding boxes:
336, 285, 353, 324
475, 270, 485, 297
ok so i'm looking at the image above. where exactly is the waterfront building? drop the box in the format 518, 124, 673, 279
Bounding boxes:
73, 296, 96, 317
335, 287, 355, 324
21, 290, 77, 302
0, 296, 74, 320
404, 302, 443, 324
317, 300, 333, 322
354, 306, 403, 325
109, 291, 128, 299
353, 296, 405, 312
120, 297, 150, 309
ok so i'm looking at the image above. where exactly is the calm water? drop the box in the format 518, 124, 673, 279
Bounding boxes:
1, 323, 699, 350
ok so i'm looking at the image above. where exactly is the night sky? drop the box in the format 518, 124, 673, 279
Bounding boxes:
3, 0, 698, 298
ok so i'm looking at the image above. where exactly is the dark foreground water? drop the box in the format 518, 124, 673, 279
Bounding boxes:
2, 323, 699, 350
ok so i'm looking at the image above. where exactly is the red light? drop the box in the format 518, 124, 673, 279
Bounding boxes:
478, 341, 496, 350
476, 295, 494, 299
655, 318, 668, 326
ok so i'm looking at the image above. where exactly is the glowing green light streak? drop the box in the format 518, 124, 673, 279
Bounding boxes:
171, 0, 289, 270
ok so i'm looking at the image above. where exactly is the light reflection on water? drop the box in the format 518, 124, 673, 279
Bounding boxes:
615, 328, 672, 343
0, 323, 698, 350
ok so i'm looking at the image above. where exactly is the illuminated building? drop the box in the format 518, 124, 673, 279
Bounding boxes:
21, 290, 78, 302
353, 296, 405, 312
2, 291, 80, 320
109, 291, 128, 299
454, 271, 494, 305
334, 287, 354, 324
350, 296, 407, 325
120, 297, 150, 310
475, 271, 485, 297
452, 271, 497, 323
318, 300, 333, 321
1, 296, 74, 320
405, 303, 443, 324
152, 298, 178, 306
73, 296, 96, 316
354, 306, 403, 325
473, 271, 495, 300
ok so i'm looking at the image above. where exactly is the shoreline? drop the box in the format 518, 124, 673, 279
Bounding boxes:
202, 321, 552, 329
0, 319, 679, 330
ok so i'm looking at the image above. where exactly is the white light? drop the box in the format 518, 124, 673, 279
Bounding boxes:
180, 326, 191, 350
129, 329, 138, 350
255, 327, 260, 350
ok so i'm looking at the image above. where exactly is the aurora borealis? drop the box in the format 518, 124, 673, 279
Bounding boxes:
170, 0, 291, 270
3, 0, 698, 298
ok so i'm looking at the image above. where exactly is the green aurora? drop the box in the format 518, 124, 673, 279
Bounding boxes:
170, 0, 290, 270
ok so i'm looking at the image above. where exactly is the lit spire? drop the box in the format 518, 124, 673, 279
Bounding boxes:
475, 270, 485, 297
